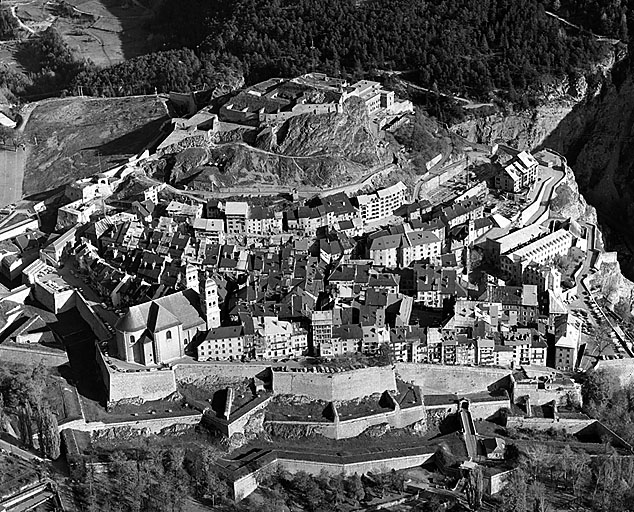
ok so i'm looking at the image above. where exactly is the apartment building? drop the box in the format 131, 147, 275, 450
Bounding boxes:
501, 229, 573, 283
357, 182, 408, 223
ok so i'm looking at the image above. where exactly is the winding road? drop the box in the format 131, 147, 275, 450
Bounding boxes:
393, 77, 495, 110
544, 11, 621, 44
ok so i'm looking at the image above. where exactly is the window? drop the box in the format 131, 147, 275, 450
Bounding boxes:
166, 331, 172, 340
130, 335, 135, 343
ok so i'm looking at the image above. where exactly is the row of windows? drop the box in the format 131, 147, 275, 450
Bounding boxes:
130, 330, 172, 344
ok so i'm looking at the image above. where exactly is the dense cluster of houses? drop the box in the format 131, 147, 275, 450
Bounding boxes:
0, 124, 594, 375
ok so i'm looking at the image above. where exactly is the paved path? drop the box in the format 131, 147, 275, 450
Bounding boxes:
459, 408, 479, 460
0, 146, 27, 207
10, 4, 36, 34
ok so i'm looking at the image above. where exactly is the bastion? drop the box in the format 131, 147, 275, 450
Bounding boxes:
271, 365, 397, 401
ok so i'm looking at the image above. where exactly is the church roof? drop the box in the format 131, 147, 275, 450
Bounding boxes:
115, 288, 205, 334
115, 306, 148, 332
148, 302, 180, 332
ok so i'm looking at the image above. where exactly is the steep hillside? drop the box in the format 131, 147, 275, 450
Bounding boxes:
267, 98, 378, 166
449, 45, 634, 280
162, 98, 456, 191
23, 96, 168, 197
450, 44, 620, 150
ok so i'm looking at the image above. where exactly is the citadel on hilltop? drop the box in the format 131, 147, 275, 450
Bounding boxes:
219, 72, 413, 130
161, 72, 414, 155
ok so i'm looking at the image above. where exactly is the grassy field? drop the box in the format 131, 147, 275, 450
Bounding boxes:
9, 0, 154, 66
22, 95, 168, 197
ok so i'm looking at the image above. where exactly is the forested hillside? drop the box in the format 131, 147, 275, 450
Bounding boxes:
543, 0, 631, 39
146, 0, 604, 100
0, 0, 618, 105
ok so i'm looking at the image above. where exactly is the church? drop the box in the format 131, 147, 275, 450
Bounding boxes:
115, 273, 221, 365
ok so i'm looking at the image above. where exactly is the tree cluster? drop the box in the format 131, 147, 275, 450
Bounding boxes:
582, 367, 634, 444
499, 443, 634, 511
0, 7, 19, 41
244, 470, 373, 512
545, 0, 630, 40
75, 445, 229, 512
0, 363, 60, 459
72, 49, 243, 97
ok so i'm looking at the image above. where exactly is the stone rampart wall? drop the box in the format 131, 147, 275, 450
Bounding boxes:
108, 369, 177, 403
513, 384, 581, 407
267, 403, 426, 439
272, 366, 396, 401
261, 103, 340, 124
506, 417, 594, 433
487, 469, 515, 495
468, 399, 510, 420
97, 350, 177, 403
232, 460, 278, 501
0, 345, 68, 366
205, 397, 273, 437
174, 363, 270, 382
231, 451, 435, 501
595, 359, 634, 386
60, 413, 201, 433
0, 437, 44, 462
396, 363, 511, 394
277, 452, 434, 477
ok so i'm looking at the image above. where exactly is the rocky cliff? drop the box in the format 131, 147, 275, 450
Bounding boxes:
162, 97, 404, 189
550, 163, 599, 227
452, 44, 634, 282
451, 44, 621, 151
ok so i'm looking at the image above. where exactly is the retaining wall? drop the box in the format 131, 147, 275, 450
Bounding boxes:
396, 363, 511, 394
487, 469, 514, 495
468, 399, 511, 420
0, 436, 44, 462
58, 413, 201, 433
272, 366, 397, 401
232, 460, 278, 501
513, 383, 581, 407
506, 417, 594, 433
0, 345, 68, 366
267, 403, 426, 439
277, 452, 434, 477
231, 451, 435, 501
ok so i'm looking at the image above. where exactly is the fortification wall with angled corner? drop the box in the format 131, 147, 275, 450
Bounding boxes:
272, 366, 397, 401
266, 403, 427, 439
396, 363, 512, 394
97, 350, 177, 403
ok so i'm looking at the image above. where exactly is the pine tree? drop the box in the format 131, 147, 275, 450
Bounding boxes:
38, 406, 60, 459
18, 403, 33, 448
